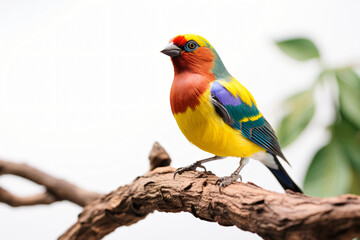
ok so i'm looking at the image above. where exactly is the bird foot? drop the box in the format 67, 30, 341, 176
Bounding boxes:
216, 173, 242, 193
173, 162, 207, 179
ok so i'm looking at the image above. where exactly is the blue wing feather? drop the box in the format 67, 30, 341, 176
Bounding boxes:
210, 81, 287, 161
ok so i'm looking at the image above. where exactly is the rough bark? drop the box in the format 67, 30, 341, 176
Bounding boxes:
1, 143, 360, 240
59, 166, 360, 240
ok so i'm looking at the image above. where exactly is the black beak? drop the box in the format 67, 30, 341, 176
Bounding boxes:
161, 43, 182, 57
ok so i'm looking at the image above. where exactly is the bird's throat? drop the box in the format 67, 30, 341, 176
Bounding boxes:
170, 71, 215, 114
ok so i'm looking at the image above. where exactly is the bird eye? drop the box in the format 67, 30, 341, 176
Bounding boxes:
184, 40, 198, 52
188, 42, 196, 49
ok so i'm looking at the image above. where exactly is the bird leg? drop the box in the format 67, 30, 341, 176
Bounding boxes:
173, 156, 225, 179
216, 157, 249, 193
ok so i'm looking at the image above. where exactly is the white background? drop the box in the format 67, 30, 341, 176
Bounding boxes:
0, 0, 359, 239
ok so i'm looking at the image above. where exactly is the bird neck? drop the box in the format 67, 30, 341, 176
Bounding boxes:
211, 50, 231, 80
170, 71, 214, 114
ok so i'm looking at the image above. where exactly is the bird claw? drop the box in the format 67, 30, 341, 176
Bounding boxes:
216, 173, 242, 193
173, 162, 207, 179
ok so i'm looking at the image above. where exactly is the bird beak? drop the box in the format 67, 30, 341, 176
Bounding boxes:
161, 43, 182, 57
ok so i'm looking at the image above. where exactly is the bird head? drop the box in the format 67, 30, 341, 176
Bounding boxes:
161, 34, 229, 78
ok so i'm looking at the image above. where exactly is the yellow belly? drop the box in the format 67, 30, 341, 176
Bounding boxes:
173, 90, 265, 157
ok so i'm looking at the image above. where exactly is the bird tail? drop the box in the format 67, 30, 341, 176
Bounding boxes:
267, 155, 303, 193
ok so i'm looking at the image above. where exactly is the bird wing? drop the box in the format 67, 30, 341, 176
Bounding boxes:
210, 79, 287, 162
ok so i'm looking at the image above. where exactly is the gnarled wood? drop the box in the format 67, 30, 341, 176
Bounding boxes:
59, 166, 360, 240
148, 141, 171, 171
1, 143, 359, 239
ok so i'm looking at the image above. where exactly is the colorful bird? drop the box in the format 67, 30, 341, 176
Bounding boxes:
161, 34, 302, 193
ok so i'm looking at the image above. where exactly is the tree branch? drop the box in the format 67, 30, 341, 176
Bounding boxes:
0, 142, 170, 208
0, 186, 57, 206
59, 166, 360, 240
1, 143, 359, 240
0, 159, 101, 207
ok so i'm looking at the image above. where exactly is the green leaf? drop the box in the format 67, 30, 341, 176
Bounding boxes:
333, 120, 360, 194
277, 90, 315, 147
276, 38, 320, 61
303, 139, 352, 197
334, 119, 360, 171
336, 70, 360, 129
